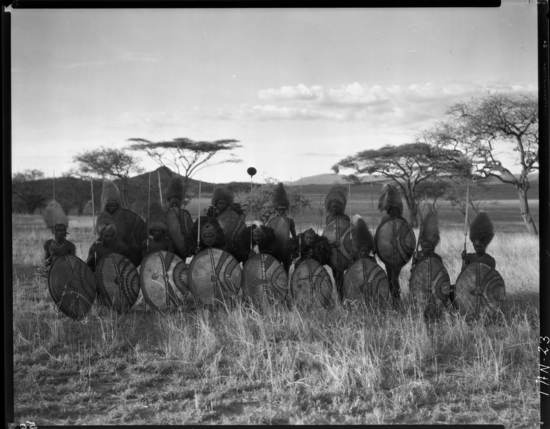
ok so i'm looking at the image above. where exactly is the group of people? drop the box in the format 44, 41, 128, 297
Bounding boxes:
42, 176, 498, 309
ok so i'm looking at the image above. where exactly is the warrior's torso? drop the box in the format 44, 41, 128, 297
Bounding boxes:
44, 239, 75, 259
462, 253, 496, 270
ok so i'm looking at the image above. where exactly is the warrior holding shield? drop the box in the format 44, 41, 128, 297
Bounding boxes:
290, 228, 331, 267
207, 186, 246, 260
100, 180, 147, 267
142, 202, 175, 257
192, 216, 226, 252
460, 212, 496, 270
165, 176, 196, 260
240, 224, 286, 263
42, 204, 76, 272
266, 183, 297, 272
374, 184, 416, 303
86, 214, 119, 272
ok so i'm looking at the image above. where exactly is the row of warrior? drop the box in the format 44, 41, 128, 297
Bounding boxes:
43, 176, 499, 309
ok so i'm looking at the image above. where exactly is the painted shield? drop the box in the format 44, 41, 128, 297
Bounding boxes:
454, 262, 506, 315
343, 257, 390, 307
216, 208, 246, 247
167, 208, 194, 259
409, 256, 451, 308
374, 218, 416, 270
139, 250, 189, 311
48, 255, 96, 320
95, 253, 140, 314
112, 208, 148, 267
267, 216, 291, 250
291, 258, 333, 308
242, 254, 288, 308
188, 248, 241, 306
322, 218, 356, 273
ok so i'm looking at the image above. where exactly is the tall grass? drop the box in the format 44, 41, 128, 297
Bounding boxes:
12, 214, 540, 426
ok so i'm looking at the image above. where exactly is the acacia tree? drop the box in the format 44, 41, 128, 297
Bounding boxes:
12, 169, 46, 213
333, 143, 470, 227
127, 138, 242, 206
422, 92, 538, 235
73, 147, 144, 209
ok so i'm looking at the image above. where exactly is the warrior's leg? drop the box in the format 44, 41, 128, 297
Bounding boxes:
335, 270, 345, 302
386, 266, 401, 300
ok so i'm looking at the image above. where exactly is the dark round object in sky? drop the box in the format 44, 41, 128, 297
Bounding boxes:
247, 167, 257, 177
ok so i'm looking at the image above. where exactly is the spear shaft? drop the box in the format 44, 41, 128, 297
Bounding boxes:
90, 178, 95, 234
158, 171, 163, 206
464, 184, 470, 253
197, 181, 202, 247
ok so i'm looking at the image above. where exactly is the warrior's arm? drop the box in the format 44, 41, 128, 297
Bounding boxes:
68, 241, 76, 257
43, 240, 52, 265
289, 218, 297, 238
85, 244, 97, 270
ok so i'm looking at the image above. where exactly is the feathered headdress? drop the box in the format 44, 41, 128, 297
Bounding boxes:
96, 211, 117, 237
166, 176, 184, 202
240, 224, 276, 248
211, 186, 234, 207
272, 182, 290, 210
419, 210, 440, 248
43, 199, 68, 230
147, 201, 168, 232
378, 184, 403, 215
352, 217, 375, 254
469, 212, 494, 247
324, 184, 347, 214
101, 179, 121, 212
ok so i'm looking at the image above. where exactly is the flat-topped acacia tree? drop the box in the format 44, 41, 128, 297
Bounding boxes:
127, 138, 242, 206
333, 142, 470, 228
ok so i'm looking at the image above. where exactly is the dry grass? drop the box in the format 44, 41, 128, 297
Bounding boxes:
12, 214, 540, 426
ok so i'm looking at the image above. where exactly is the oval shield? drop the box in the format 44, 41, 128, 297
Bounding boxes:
241, 254, 288, 308
111, 208, 147, 267
216, 208, 246, 246
48, 255, 96, 321
139, 250, 189, 311
188, 248, 241, 306
167, 208, 194, 259
409, 256, 451, 308
454, 262, 505, 315
267, 216, 291, 250
374, 218, 416, 270
95, 253, 140, 314
291, 258, 333, 308
323, 218, 356, 274
343, 257, 390, 307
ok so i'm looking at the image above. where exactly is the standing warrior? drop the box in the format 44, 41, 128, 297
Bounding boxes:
325, 184, 350, 225
42, 207, 76, 272
165, 176, 195, 260
411, 210, 443, 268
142, 202, 175, 257
375, 184, 416, 303
351, 218, 376, 264
86, 214, 119, 272
290, 228, 331, 267
266, 182, 297, 272
192, 216, 226, 253
207, 186, 246, 259
461, 212, 496, 270
100, 180, 147, 267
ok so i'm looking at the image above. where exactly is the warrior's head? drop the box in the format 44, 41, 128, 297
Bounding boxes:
150, 228, 165, 241
98, 223, 117, 246
252, 226, 265, 244
167, 176, 185, 209
216, 198, 228, 213
304, 229, 316, 246
420, 240, 434, 257
169, 197, 181, 209
325, 184, 347, 216
330, 201, 343, 215
378, 184, 403, 218
276, 206, 287, 217
212, 187, 234, 214
472, 239, 486, 256
101, 180, 121, 215
52, 223, 68, 241
106, 200, 119, 215
469, 212, 494, 256
387, 206, 399, 218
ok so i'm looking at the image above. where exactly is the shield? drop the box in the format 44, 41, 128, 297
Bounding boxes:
291, 258, 333, 308
112, 208, 147, 267
241, 254, 288, 308
95, 253, 140, 314
343, 257, 390, 307
48, 255, 96, 320
454, 262, 505, 315
409, 256, 451, 308
374, 218, 416, 270
167, 208, 194, 259
139, 250, 189, 311
322, 218, 356, 273
188, 248, 241, 306
216, 207, 246, 247
267, 216, 291, 250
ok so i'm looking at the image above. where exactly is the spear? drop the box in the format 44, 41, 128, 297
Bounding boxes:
463, 184, 470, 262
371, 181, 374, 231
158, 170, 163, 207
90, 177, 95, 234
299, 176, 303, 259
147, 172, 151, 250
247, 167, 257, 250
197, 180, 202, 248
348, 181, 353, 252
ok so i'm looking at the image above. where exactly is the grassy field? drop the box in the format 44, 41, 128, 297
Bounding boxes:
11, 212, 540, 426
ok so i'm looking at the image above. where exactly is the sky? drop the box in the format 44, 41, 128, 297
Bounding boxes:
10, 3, 538, 184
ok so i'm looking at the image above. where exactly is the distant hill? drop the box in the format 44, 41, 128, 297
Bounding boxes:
284, 173, 385, 186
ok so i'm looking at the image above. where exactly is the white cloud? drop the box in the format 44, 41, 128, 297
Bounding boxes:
117, 112, 181, 127
117, 52, 160, 63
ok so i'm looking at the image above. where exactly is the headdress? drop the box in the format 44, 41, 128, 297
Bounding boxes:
211, 186, 234, 207
43, 199, 68, 230
147, 201, 168, 233
166, 176, 184, 202
96, 211, 117, 237
352, 217, 375, 254
272, 182, 290, 210
419, 210, 440, 248
469, 212, 494, 247
324, 184, 348, 214
100, 179, 121, 212
378, 184, 403, 215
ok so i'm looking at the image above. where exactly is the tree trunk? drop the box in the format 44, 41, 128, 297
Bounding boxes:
516, 186, 538, 235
